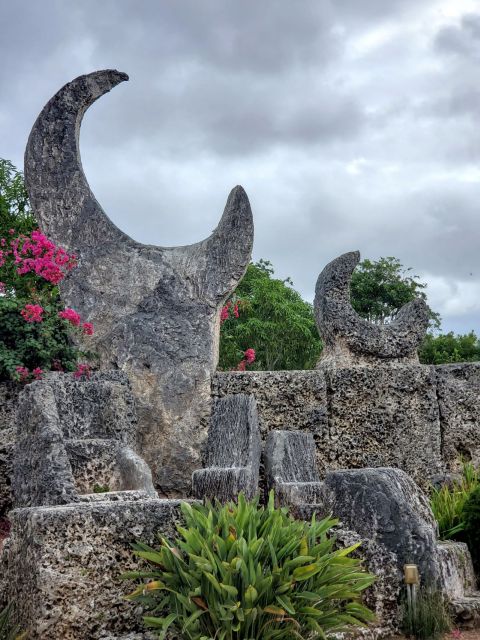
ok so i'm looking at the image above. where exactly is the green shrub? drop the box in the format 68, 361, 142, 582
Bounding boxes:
0, 606, 24, 640
462, 484, 480, 578
124, 493, 375, 640
401, 588, 451, 640
430, 461, 479, 539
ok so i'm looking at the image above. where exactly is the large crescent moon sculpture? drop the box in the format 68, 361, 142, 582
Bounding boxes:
314, 251, 430, 365
24, 70, 254, 496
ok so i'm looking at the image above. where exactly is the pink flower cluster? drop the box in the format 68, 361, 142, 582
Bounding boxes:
58, 308, 94, 336
236, 348, 256, 371
74, 363, 91, 380
220, 300, 240, 323
10, 230, 76, 285
20, 304, 44, 323
15, 366, 43, 382
58, 308, 81, 326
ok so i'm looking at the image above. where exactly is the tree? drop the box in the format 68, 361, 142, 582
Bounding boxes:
219, 260, 322, 371
0, 159, 36, 238
419, 331, 480, 365
350, 256, 441, 329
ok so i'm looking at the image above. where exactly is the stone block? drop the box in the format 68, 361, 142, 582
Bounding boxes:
13, 381, 78, 508
44, 371, 138, 446
3, 498, 186, 639
212, 370, 328, 439
0, 383, 22, 517
192, 394, 261, 501
264, 430, 325, 513
322, 363, 443, 488
323, 467, 440, 584
436, 363, 480, 469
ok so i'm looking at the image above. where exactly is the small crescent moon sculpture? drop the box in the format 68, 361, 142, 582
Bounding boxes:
314, 251, 429, 365
24, 70, 254, 495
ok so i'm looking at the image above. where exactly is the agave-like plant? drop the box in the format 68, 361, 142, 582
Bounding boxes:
124, 492, 375, 639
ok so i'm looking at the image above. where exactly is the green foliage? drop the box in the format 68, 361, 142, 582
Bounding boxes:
0, 606, 24, 640
219, 261, 322, 371
0, 159, 93, 381
430, 462, 479, 540
419, 331, 480, 365
0, 159, 35, 238
401, 588, 451, 640
93, 483, 110, 494
0, 296, 80, 380
125, 493, 375, 639
350, 256, 441, 328
462, 484, 480, 577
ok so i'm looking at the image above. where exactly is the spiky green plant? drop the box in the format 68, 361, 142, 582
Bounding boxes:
0, 606, 24, 640
401, 588, 451, 640
124, 492, 375, 639
462, 484, 480, 578
430, 461, 479, 539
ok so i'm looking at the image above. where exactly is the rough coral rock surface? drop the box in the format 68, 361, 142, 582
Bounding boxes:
212, 371, 328, 438
25, 70, 253, 496
335, 528, 402, 638
0, 383, 21, 516
12, 372, 154, 507
322, 467, 440, 584
214, 366, 444, 488
322, 363, 443, 488
3, 498, 186, 639
192, 394, 261, 500
436, 363, 480, 469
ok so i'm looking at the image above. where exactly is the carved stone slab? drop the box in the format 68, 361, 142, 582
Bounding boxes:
24, 70, 254, 495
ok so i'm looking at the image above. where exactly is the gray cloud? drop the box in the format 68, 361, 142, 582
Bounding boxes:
1, 0, 479, 334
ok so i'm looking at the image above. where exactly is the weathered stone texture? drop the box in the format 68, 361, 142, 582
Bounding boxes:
212, 371, 328, 438
265, 430, 325, 515
0, 383, 22, 516
436, 363, 480, 469
314, 251, 429, 366
12, 372, 155, 507
3, 498, 186, 639
13, 380, 78, 508
45, 371, 137, 446
322, 363, 443, 487
192, 394, 261, 501
25, 70, 253, 496
322, 468, 440, 585
335, 528, 402, 638
214, 366, 443, 488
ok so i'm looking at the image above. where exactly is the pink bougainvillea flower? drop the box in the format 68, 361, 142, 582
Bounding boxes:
58, 308, 81, 326
74, 363, 91, 380
244, 348, 256, 364
233, 303, 239, 318
236, 359, 247, 371
32, 367, 43, 380
220, 305, 230, 323
12, 230, 76, 285
21, 303, 44, 323
82, 322, 94, 336
15, 366, 29, 382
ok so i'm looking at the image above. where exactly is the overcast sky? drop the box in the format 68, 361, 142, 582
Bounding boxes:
1, 0, 480, 333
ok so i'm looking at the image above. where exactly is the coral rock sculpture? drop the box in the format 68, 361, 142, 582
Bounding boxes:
314, 251, 429, 365
24, 70, 254, 495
